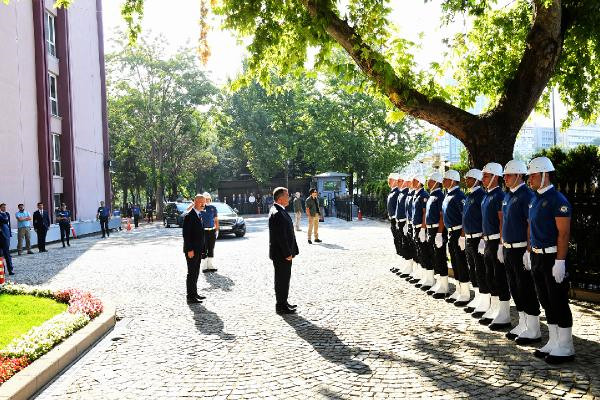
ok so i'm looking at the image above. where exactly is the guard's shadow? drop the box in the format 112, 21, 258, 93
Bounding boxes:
318, 243, 347, 250
203, 271, 235, 292
188, 303, 235, 341
282, 314, 372, 375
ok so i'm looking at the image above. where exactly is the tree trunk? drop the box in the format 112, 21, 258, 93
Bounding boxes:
122, 187, 128, 210
155, 183, 165, 219
347, 169, 354, 199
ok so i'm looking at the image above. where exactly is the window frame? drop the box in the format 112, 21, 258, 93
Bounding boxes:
48, 72, 59, 117
51, 133, 62, 177
45, 12, 57, 57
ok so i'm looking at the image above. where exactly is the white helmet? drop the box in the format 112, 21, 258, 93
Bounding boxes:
429, 172, 443, 183
482, 162, 503, 177
465, 169, 483, 181
528, 156, 555, 174
388, 173, 398, 180
504, 160, 528, 175
443, 169, 460, 182
412, 174, 426, 185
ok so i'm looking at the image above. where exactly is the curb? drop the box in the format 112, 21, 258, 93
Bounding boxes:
0, 303, 116, 400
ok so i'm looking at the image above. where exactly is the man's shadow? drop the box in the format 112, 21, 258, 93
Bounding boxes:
282, 314, 372, 375
203, 271, 235, 292
188, 303, 235, 341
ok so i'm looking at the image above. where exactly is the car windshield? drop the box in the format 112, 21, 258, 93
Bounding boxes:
212, 202, 235, 214
176, 203, 191, 212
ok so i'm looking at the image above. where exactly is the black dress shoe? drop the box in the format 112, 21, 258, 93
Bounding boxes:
286, 303, 297, 309
196, 295, 207, 300
545, 354, 575, 364
314, 239, 322, 243
454, 299, 470, 307
308, 240, 312, 244
8, 271, 15, 276
187, 298, 202, 304
471, 311, 485, 318
276, 307, 296, 315
479, 317, 493, 325
514, 336, 542, 345
464, 307, 475, 313
432, 292, 447, 299
505, 332, 518, 340
390, 268, 398, 273
445, 297, 457, 303
489, 322, 512, 331
420, 285, 431, 291
533, 349, 549, 359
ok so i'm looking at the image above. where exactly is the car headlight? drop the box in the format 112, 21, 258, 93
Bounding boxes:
236, 217, 245, 225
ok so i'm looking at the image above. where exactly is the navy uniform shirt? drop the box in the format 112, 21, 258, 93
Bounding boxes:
425, 188, 444, 225
463, 187, 485, 234
200, 204, 218, 228
405, 190, 414, 224
387, 187, 400, 219
529, 185, 571, 249
481, 186, 504, 236
395, 188, 409, 220
443, 186, 466, 229
411, 187, 429, 226
502, 183, 534, 244
57, 210, 71, 226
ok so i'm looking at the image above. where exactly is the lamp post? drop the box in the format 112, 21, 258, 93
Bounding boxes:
285, 159, 290, 188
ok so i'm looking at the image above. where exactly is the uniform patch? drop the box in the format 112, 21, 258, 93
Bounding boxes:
461, 199, 466, 205
542, 200, 548, 207
502, 201, 507, 206
529, 203, 533, 208
560, 205, 569, 213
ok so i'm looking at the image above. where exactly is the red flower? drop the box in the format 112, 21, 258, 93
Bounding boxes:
0, 356, 30, 385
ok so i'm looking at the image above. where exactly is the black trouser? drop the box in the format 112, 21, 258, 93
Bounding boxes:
397, 220, 407, 258
448, 229, 469, 283
390, 218, 401, 255
483, 238, 510, 300
185, 252, 201, 299
59, 223, 70, 245
100, 218, 109, 237
205, 229, 216, 258
37, 228, 48, 251
465, 237, 484, 290
273, 259, 292, 307
404, 224, 414, 261
414, 226, 430, 268
428, 227, 448, 276
531, 252, 572, 327
503, 247, 540, 316
0, 236, 13, 273
134, 215, 140, 227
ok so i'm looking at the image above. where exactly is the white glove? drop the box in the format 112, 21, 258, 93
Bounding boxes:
497, 244, 504, 263
396, 221, 400, 229
403, 224, 408, 235
458, 236, 466, 251
552, 259, 566, 283
478, 239, 485, 254
215, 229, 219, 239
418, 229, 426, 242
435, 233, 443, 248
523, 250, 531, 270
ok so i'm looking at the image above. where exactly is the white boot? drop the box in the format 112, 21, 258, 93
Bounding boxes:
446, 280, 461, 302
202, 257, 210, 272
403, 259, 414, 275
409, 261, 420, 279
432, 276, 449, 299
534, 324, 558, 358
480, 296, 499, 321
515, 314, 542, 344
428, 276, 441, 293
465, 289, 479, 310
489, 300, 511, 329
546, 327, 575, 363
454, 283, 471, 305
506, 311, 527, 340
473, 293, 491, 316
421, 270, 435, 288
208, 257, 216, 271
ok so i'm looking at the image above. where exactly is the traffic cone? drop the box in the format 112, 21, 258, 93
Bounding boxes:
70, 223, 77, 239
358, 209, 363, 221
127, 218, 132, 231
0, 257, 5, 284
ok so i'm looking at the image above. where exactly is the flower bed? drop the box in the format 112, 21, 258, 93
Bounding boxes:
0, 284, 103, 385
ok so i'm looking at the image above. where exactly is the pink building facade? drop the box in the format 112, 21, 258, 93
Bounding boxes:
0, 0, 111, 225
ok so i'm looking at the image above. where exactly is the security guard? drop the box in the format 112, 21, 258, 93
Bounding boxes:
424, 172, 447, 296
410, 173, 430, 287
442, 170, 470, 306
477, 162, 511, 330
527, 157, 574, 364
501, 160, 541, 343
394, 174, 412, 276
56, 203, 72, 248
403, 174, 417, 281
461, 169, 487, 314
386, 173, 401, 271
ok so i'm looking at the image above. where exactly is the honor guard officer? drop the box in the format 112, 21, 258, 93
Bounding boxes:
410, 173, 430, 287
501, 160, 542, 344
387, 173, 401, 270
461, 169, 487, 314
403, 174, 418, 281
527, 157, 575, 364
424, 172, 447, 297
477, 162, 511, 331
442, 170, 470, 306
394, 174, 412, 276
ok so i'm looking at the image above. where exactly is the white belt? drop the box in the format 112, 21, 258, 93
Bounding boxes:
465, 232, 482, 239
532, 246, 557, 254
503, 241, 527, 249
448, 225, 462, 232
484, 233, 501, 241
397, 218, 406, 222
204, 227, 216, 231
407, 221, 413, 226
426, 223, 439, 228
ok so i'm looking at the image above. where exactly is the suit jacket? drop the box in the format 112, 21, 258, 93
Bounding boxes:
269, 203, 299, 261
33, 210, 50, 231
182, 208, 206, 254
0, 211, 11, 239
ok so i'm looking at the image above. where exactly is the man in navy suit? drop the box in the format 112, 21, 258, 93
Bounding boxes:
0, 203, 14, 275
269, 187, 299, 315
182, 194, 208, 304
33, 202, 51, 252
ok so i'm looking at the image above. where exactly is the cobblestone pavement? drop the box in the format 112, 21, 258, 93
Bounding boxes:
6, 216, 600, 399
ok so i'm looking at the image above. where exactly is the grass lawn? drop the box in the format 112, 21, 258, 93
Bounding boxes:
0, 294, 67, 349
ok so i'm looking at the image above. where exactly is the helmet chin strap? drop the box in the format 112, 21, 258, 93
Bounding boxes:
540, 171, 546, 189
486, 175, 495, 190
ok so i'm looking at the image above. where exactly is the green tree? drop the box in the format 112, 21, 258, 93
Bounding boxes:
531, 145, 600, 187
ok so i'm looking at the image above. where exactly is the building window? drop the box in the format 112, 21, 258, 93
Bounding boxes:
48, 73, 58, 116
45, 12, 57, 57
52, 133, 62, 177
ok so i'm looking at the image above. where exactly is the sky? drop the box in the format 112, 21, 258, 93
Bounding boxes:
101, 0, 565, 127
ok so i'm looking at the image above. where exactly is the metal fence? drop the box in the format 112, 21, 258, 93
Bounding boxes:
354, 195, 387, 219
335, 198, 354, 221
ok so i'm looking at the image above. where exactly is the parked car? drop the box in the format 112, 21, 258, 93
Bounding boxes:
163, 202, 191, 228
212, 202, 246, 237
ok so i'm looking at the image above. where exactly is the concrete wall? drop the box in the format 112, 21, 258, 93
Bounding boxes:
0, 2, 42, 225
67, 1, 107, 220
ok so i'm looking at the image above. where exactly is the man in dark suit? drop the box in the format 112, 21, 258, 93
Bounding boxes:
269, 187, 299, 315
182, 194, 208, 304
33, 202, 50, 252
